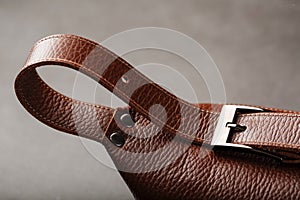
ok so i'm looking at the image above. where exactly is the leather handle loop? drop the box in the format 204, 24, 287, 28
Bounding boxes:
20, 34, 203, 137
15, 34, 300, 155
15, 63, 115, 142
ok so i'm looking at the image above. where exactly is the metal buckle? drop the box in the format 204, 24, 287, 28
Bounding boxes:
211, 105, 289, 162
211, 105, 262, 148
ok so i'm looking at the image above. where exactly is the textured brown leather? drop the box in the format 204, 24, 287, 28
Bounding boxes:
15, 34, 300, 200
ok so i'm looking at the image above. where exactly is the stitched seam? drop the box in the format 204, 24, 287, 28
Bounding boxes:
29, 57, 300, 143
19, 62, 208, 142
30, 35, 300, 115
18, 85, 104, 140
19, 67, 113, 111
36, 73, 112, 111
102, 109, 118, 141
26, 57, 215, 140
240, 113, 300, 118
17, 83, 76, 132
227, 103, 299, 114
21, 34, 300, 149
16, 72, 113, 140
31, 34, 218, 115
235, 141, 300, 149
17, 77, 300, 149
26, 33, 223, 139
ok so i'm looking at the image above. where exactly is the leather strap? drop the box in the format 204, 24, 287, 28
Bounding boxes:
15, 34, 300, 158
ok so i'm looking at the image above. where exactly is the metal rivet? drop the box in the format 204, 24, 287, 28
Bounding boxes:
120, 113, 135, 128
109, 132, 125, 147
121, 76, 129, 83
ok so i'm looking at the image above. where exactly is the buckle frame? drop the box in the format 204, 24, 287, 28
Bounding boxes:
211, 105, 262, 148
211, 105, 288, 162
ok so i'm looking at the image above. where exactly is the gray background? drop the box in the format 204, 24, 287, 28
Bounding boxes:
1, 0, 299, 199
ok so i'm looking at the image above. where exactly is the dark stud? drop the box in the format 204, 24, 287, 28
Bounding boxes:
109, 132, 125, 147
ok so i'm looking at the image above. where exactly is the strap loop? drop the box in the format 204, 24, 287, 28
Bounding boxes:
15, 34, 300, 161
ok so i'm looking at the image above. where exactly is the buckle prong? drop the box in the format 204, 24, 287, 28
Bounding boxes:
226, 122, 247, 132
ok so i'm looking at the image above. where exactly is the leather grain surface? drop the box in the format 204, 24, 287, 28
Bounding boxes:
14, 34, 300, 199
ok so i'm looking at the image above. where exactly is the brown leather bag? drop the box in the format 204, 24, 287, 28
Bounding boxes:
15, 34, 300, 200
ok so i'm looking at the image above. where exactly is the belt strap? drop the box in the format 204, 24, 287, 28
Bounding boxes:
15, 34, 300, 162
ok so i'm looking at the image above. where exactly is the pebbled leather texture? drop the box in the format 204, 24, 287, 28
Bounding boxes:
15, 34, 300, 199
